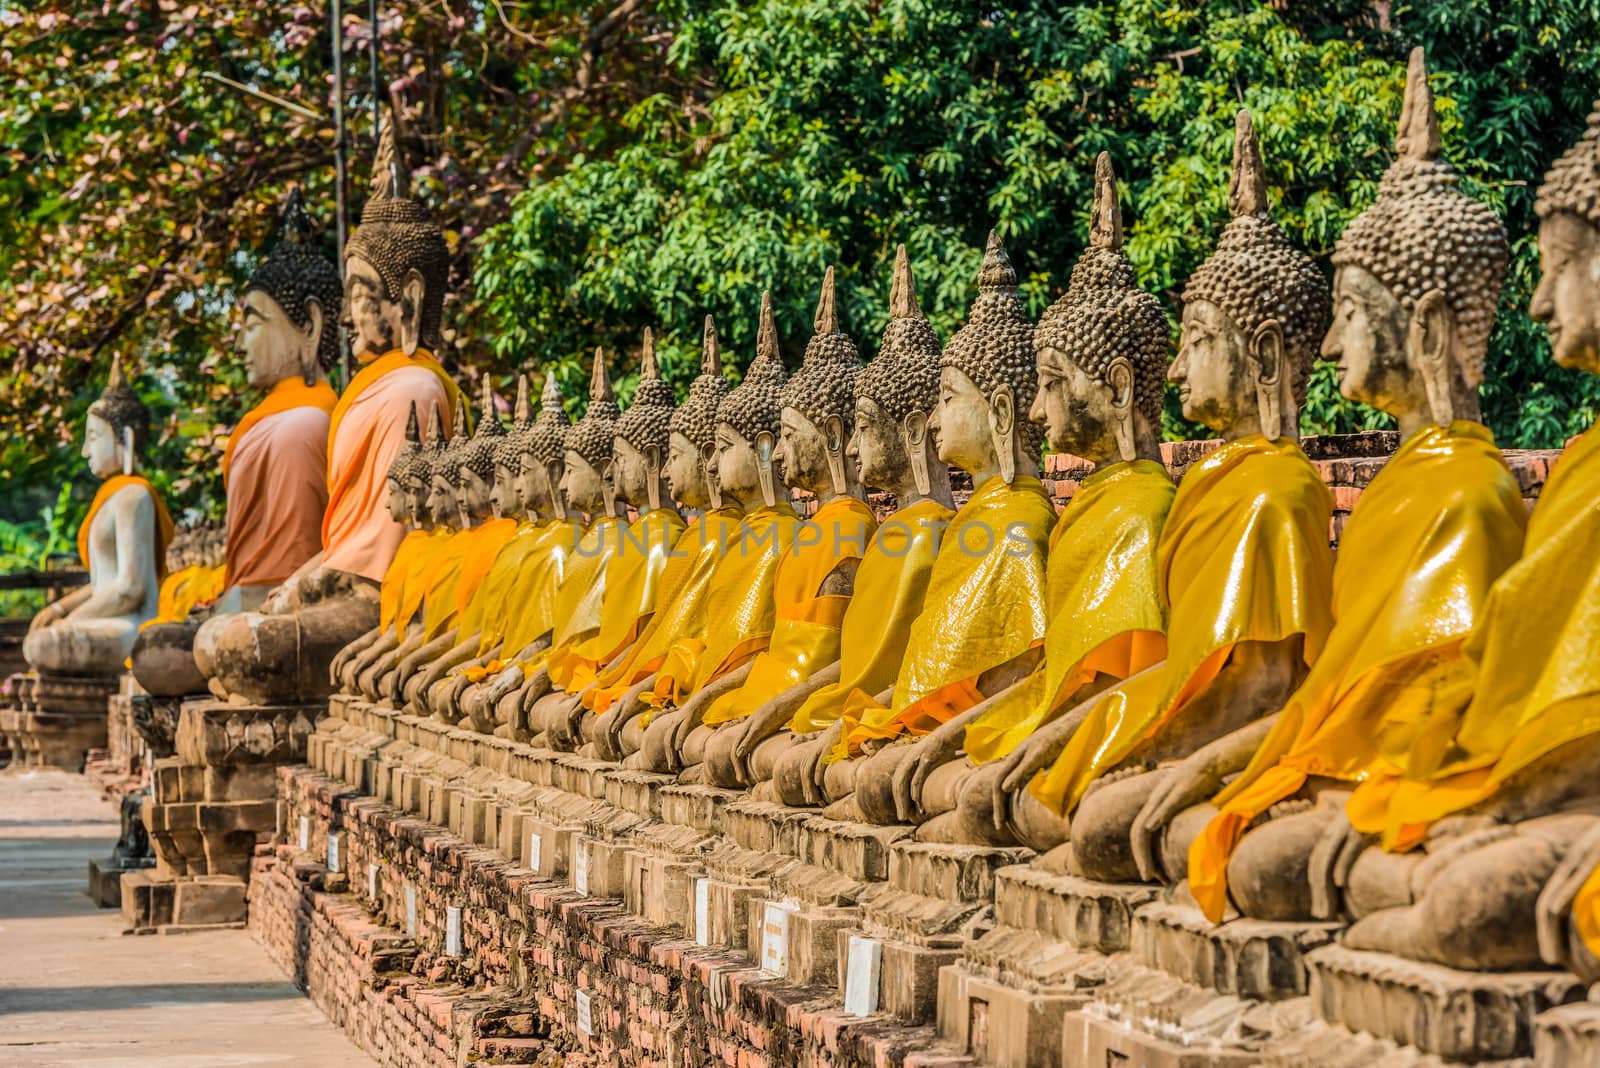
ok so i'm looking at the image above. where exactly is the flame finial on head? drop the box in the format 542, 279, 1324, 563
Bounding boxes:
1090, 153, 1124, 250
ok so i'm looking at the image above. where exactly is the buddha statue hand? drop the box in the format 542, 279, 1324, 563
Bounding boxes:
1306, 809, 1367, 920
603, 673, 657, 757
1536, 822, 1600, 968
669, 662, 755, 771
895, 722, 967, 824
990, 708, 1086, 833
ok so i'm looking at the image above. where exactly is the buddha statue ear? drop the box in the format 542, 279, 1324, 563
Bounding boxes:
545, 459, 567, 520
645, 444, 663, 512
823, 413, 849, 497
700, 443, 723, 510
121, 426, 135, 477
900, 410, 932, 497
1410, 288, 1457, 427
755, 430, 779, 508
301, 298, 325, 386
988, 385, 1018, 485
601, 460, 619, 517
1107, 357, 1137, 463
1248, 317, 1287, 441
399, 269, 426, 356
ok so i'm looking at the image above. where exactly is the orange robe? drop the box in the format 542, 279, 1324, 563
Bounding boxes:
223, 379, 336, 588
79, 475, 175, 581
322, 350, 461, 583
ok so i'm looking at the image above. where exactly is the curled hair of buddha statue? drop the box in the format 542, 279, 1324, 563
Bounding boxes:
565, 348, 621, 471
90, 354, 151, 463
498, 373, 534, 468
1184, 111, 1329, 412
345, 112, 450, 353
941, 230, 1043, 469
717, 291, 787, 443
1036, 152, 1170, 430
459, 375, 506, 481
420, 402, 452, 485
670, 315, 729, 452
246, 187, 343, 375
1331, 48, 1508, 385
1536, 96, 1600, 226
781, 267, 860, 428
388, 401, 425, 489
440, 393, 473, 489
857, 245, 942, 424
526, 371, 572, 470
616, 328, 675, 457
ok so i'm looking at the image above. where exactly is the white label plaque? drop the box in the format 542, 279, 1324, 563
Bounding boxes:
573, 839, 590, 896
575, 989, 593, 1035
326, 833, 341, 874
404, 884, 417, 937
843, 935, 882, 1016
693, 877, 710, 947
298, 815, 309, 851
759, 900, 794, 977
367, 861, 379, 900
526, 831, 542, 874
445, 905, 462, 957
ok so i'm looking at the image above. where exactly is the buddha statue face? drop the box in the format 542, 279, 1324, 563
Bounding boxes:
426, 474, 458, 527
775, 407, 836, 497
1031, 346, 1131, 462
559, 451, 608, 517
665, 430, 712, 510
514, 449, 561, 518
239, 290, 323, 389
1532, 211, 1600, 373
405, 479, 429, 522
1323, 266, 1414, 411
344, 254, 423, 361
1169, 299, 1280, 436
611, 437, 655, 509
929, 366, 1014, 476
847, 397, 904, 493
458, 465, 494, 519
385, 476, 410, 523
489, 460, 520, 519
82, 412, 129, 480
711, 422, 765, 508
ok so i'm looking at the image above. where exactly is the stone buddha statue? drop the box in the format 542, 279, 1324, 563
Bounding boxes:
131, 191, 340, 696
23, 356, 174, 679
755, 246, 958, 803
632, 293, 803, 773
195, 114, 462, 705
1300, 88, 1600, 974
819, 231, 1058, 823
1153, 82, 1522, 925
887, 153, 1178, 846
984, 139, 1337, 881
533, 332, 689, 749
588, 317, 745, 759
694, 269, 878, 787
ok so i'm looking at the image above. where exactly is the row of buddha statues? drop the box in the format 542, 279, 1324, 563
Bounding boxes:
23, 47, 1600, 994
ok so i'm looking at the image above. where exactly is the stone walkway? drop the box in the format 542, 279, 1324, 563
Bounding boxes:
0, 768, 373, 1067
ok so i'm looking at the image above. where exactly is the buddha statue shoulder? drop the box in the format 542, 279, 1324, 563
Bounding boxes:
23, 356, 174, 679
194, 113, 463, 705
822, 230, 1057, 824
131, 190, 340, 696
1309, 77, 1600, 974
984, 141, 1335, 882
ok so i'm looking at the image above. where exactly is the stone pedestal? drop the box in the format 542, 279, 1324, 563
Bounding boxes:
0, 671, 116, 771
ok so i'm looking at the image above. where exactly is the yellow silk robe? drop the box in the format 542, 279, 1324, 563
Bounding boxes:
701, 496, 877, 726
1188, 423, 1526, 921
963, 459, 1175, 765
139, 564, 204, 632
1348, 424, 1600, 851
543, 516, 629, 655
585, 506, 744, 714
420, 527, 481, 640
378, 529, 434, 637
788, 498, 958, 734
1030, 435, 1335, 818
547, 508, 689, 693
389, 527, 452, 639
486, 518, 583, 667
652, 501, 802, 705
837, 475, 1057, 756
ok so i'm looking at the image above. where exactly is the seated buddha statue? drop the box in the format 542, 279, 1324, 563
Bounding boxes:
588, 317, 746, 759
818, 232, 1058, 824
631, 294, 804, 773
195, 115, 463, 705
984, 141, 1337, 880
695, 270, 878, 787
746, 246, 957, 801
23, 356, 174, 678
1307, 88, 1600, 973
131, 191, 339, 696
888, 153, 1178, 846
1160, 83, 1523, 925
526, 332, 688, 749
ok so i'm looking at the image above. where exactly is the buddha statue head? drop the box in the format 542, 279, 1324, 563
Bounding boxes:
344, 114, 450, 361
1531, 97, 1600, 374
422, 403, 460, 528
386, 401, 424, 524
1033, 153, 1167, 464
667, 316, 730, 510
560, 348, 622, 519
1171, 112, 1330, 442
456, 377, 505, 519
614, 329, 676, 511
240, 189, 341, 388
777, 268, 862, 501
930, 231, 1040, 486
714, 292, 788, 509
514, 372, 572, 520
852, 245, 946, 499
84, 355, 150, 479
491, 375, 532, 519
1324, 51, 1508, 433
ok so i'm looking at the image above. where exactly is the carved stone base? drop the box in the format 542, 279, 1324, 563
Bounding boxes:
1134, 902, 1340, 1001
0, 672, 117, 770
1306, 944, 1585, 1062
1534, 1001, 1600, 1068
88, 853, 152, 908
1061, 1007, 1274, 1068
994, 865, 1160, 954
120, 870, 248, 933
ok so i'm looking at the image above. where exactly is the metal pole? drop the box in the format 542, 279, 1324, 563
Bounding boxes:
368, 0, 383, 143
331, 0, 350, 387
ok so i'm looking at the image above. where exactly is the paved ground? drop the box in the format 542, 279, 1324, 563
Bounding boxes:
0, 768, 373, 1067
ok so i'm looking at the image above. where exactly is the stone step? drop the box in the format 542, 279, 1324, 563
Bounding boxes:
1133, 900, 1340, 1000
